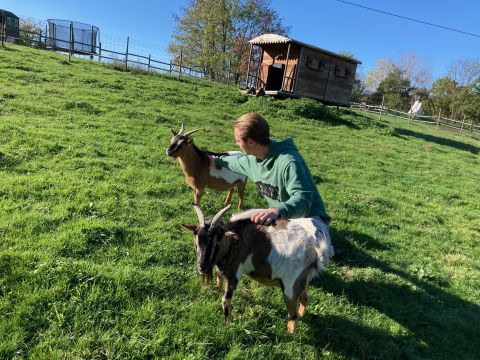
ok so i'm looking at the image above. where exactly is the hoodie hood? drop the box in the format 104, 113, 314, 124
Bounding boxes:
261, 138, 298, 168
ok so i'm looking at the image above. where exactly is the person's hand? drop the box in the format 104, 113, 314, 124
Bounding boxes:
250, 208, 280, 225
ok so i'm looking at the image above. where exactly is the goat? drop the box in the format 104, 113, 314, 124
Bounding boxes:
166, 124, 247, 209
182, 204, 334, 333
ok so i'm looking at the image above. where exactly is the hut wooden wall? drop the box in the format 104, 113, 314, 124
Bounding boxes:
295, 47, 357, 105
258, 44, 300, 91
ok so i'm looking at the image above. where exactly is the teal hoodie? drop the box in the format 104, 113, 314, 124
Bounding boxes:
216, 138, 330, 224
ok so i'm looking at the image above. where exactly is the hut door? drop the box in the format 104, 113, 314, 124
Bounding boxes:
266, 64, 285, 91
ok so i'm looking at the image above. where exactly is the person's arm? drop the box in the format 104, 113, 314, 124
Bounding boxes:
274, 161, 314, 219
214, 154, 250, 177
249, 161, 314, 225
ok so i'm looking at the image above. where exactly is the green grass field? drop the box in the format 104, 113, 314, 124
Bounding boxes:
1, 44, 479, 359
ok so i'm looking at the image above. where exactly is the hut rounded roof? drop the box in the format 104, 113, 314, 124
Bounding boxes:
249, 33, 361, 64
0, 9, 20, 19
249, 34, 291, 44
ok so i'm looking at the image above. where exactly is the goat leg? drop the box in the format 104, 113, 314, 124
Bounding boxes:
222, 277, 238, 323
236, 182, 245, 209
224, 188, 234, 205
283, 294, 300, 334
298, 291, 308, 318
193, 187, 203, 206
215, 267, 224, 292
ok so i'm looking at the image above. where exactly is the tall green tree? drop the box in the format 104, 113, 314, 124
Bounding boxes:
169, 0, 233, 79
169, 0, 289, 81
459, 78, 480, 125
350, 71, 367, 103
369, 67, 412, 110
429, 77, 458, 118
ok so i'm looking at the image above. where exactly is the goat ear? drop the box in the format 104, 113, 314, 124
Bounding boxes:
171, 129, 177, 136
181, 224, 197, 233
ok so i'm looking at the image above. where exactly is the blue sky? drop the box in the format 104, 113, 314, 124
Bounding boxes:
3, 0, 479, 81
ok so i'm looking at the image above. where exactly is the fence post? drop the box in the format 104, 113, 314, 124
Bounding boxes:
69, 22, 73, 61
148, 53, 151, 72
378, 95, 384, 121
245, 43, 253, 89
436, 109, 441, 131
178, 48, 183, 79
98, 42, 102, 62
125, 36, 129, 71
91, 25, 94, 54
45, 24, 47, 47
460, 115, 466, 134
1, 19, 4, 46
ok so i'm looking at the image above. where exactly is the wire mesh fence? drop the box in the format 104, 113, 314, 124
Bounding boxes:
1, 18, 239, 86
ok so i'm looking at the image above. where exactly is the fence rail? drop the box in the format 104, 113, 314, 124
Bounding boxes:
350, 102, 480, 138
0, 23, 238, 85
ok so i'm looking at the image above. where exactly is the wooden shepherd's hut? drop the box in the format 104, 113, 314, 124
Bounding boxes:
0, 9, 20, 43
245, 34, 361, 106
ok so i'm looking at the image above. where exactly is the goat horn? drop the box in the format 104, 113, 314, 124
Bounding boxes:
210, 204, 231, 228
184, 128, 201, 137
193, 205, 205, 228
179, 123, 185, 135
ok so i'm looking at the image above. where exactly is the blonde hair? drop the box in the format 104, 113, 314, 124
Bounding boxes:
235, 113, 270, 145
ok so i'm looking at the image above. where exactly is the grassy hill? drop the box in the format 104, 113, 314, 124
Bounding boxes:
0, 44, 479, 359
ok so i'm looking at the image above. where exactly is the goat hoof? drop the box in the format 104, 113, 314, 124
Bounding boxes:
287, 320, 297, 333
298, 303, 306, 318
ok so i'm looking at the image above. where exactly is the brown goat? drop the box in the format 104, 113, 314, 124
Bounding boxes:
166, 125, 247, 209
182, 204, 334, 333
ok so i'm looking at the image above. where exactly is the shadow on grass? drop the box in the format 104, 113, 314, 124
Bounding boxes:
306, 228, 480, 359
0, 45, 20, 52
296, 105, 371, 130
394, 128, 479, 154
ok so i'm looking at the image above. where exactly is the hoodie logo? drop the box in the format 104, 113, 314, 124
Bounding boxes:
255, 182, 279, 201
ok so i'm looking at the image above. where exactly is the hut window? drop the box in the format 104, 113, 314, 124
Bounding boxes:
307, 56, 324, 72
335, 64, 349, 78
7, 17, 18, 27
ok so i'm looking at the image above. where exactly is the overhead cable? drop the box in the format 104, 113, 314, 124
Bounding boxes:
335, 0, 480, 38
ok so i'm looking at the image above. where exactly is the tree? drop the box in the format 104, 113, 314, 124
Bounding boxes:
231, 0, 290, 83
370, 67, 412, 110
19, 17, 44, 47
447, 58, 480, 87
337, 51, 360, 63
364, 59, 395, 92
350, 70, 368, 103
396, 53, 432, 89
169, 0, 289, 81
459, 78, 480, 125
169, 0, 233, 79
429, 77, 457, 117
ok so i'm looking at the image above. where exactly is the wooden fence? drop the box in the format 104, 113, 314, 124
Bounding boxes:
350, 102, 480, 138
1, 23, 238, 85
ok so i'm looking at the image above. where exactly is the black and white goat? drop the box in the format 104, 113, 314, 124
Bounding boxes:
182, 205, 334, 333
166, 124, 247, 209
